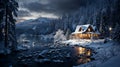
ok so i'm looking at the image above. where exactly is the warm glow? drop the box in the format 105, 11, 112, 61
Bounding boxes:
77, 58, 91, 64
109, 27, 112, 31
87, 50, 91, 56
78, 47, 85, 54
88, 28, 91, 32
75, 47, 91, 56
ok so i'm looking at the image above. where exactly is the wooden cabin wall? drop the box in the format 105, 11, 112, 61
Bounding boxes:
70, 33, 99, 39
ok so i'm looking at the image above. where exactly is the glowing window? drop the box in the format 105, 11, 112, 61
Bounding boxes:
88, 28, 91, 32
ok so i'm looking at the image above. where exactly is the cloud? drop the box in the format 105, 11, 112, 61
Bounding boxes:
17, 0, 96, 20
20, 0, 95, 15
18, 10, 32, 17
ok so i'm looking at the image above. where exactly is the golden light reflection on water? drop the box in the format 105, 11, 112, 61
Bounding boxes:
77, 58, 91, 64
75, 46, 91, 56
78, 47, 85, 54
73, 46, 92, 65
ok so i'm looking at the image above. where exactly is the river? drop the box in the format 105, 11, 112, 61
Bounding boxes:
0, 44, 93, 67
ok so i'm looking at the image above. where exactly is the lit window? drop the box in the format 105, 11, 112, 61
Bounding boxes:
88, 28, 90, 32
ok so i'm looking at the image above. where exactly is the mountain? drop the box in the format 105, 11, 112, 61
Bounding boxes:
16, 17, 56, 35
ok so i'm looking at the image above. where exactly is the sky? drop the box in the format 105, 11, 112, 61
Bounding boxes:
17, 0, 93, 22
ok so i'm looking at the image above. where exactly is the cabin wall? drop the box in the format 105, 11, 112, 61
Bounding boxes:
71, 33, 99, 39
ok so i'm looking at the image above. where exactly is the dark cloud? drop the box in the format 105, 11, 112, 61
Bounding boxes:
17, 0, 96, 19
23, 2, 50, 12
20, 0, 95, 15
18, 10, 32, 17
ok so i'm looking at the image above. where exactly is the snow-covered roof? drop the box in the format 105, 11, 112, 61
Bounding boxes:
75, 24, 90, 32
72, 24, 100, 34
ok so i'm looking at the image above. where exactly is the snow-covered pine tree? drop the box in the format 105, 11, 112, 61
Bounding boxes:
112, 0, 120, 42
54, 29, 66, 44
0, 0, 4, 41
65, 29, 71, 40
0, 0, 18, 53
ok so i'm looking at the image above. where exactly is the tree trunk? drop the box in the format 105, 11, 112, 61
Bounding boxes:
4, 6, 9, 53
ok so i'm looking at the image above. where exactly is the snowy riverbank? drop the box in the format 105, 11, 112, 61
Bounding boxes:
62, 39, 120, 67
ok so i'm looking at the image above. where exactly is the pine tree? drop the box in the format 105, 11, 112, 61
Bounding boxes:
0, 0, 18, 53
112, 0, 120, 42
0, 0, 4, 41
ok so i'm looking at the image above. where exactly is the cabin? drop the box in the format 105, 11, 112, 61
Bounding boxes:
71, 24, 100, 39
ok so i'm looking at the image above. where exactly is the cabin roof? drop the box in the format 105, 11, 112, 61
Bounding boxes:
72, 24, 100, 34
75, 24, 90, 32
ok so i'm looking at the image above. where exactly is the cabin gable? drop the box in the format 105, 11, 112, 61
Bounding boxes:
85, 25, 94, 33
79, 27, 82, 31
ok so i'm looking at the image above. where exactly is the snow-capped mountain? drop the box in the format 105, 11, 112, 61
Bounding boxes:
16, 17, 56, 35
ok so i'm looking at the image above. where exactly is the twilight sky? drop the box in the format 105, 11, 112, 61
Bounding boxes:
17, 0, 94, 21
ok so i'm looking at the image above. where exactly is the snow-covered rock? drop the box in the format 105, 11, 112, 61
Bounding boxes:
39, 50, 49, 56
17, 45, 29, 51
52, 60, 64, 63
35, 58, 51, 63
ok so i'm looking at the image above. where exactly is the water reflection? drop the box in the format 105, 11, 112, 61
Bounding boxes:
77, 58, 91, 64
72, 46, 92, 65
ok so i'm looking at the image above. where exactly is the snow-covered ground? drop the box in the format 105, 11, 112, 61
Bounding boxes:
62, 39, 120, 67
62, 39, 104, 47
97, 55, 120, 67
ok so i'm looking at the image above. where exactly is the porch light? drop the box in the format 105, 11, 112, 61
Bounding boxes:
109, 27, 112, 39
109, 27, 112, 31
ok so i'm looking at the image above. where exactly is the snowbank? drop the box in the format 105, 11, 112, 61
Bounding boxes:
62, 39, 105, 47
97, 55, 120, 67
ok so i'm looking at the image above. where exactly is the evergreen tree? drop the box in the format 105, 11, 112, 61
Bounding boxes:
112, 0, 120, 41
0, 0, 4, 41
0, 0, 18, 52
